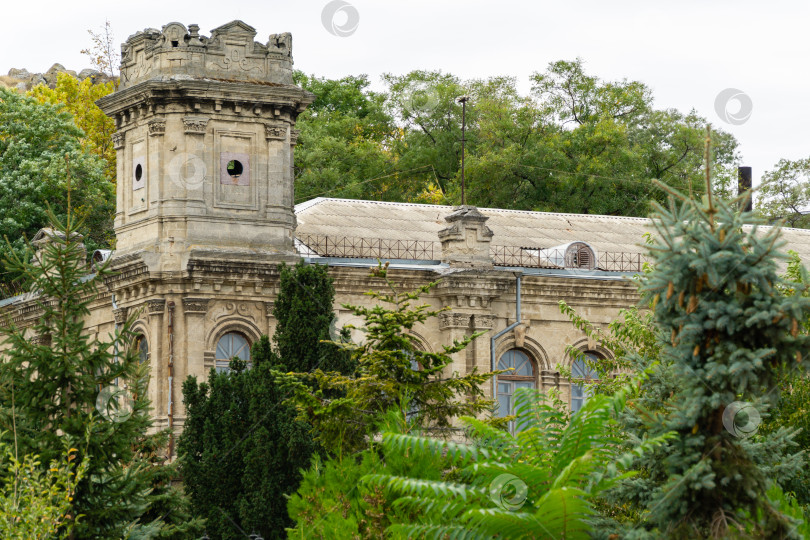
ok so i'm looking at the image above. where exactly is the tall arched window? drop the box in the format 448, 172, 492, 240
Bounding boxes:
496, 349, 536, 433
134, 334, 149, 365
571, 352, 600, 413
215, 332, 251, 373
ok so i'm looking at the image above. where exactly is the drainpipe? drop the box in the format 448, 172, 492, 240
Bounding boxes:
167, 301, 175, 458
490, 272, 522, 399
111, 293, 119, 361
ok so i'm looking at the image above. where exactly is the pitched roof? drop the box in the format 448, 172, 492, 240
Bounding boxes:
294, 197, 810, 261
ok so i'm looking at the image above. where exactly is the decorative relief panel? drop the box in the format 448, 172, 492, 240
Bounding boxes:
264, 124, 286, 140
439, 312, 473, 330
212, 301, 257, 322
182, 298, 209, 314
148, 118, 166, 136
473, 314, 494, 329
113, 307, 128, 325
147, 299, 166, 314
183, 116, 209, 135
112, 132, 125, 150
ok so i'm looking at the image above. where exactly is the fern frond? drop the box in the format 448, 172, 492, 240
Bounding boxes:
381, 432, 494, 465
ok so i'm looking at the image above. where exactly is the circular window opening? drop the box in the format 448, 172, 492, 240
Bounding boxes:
135, 164, 143, 181
227, 160, 243, 178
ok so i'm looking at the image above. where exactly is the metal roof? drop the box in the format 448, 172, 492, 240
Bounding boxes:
295, 197, 810, 262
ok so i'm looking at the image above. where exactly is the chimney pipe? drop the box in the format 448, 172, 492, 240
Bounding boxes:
738, 166, 752, 212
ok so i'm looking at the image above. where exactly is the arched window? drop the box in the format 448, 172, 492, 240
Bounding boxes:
571, 352, 600, 413
134, 334, 149, 365
496, 349, 536, 433
215, 332, 251, 373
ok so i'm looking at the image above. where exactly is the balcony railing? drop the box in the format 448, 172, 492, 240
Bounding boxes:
295, 234, 647, 273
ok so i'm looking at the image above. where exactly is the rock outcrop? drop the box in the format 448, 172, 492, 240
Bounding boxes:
0, 63, 114, 91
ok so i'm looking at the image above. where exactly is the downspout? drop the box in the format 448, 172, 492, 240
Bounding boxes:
110, 293, 119, 361
167, 301, 175, 458
491, 272, 522, 399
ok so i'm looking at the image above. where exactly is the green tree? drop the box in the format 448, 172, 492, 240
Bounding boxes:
273, 260, 355, 374
293, 72, 399, 203
759, 157, 810, 228
278, 263, 497, 457
286, 410, 447, 538
0, 445, 87, 540
29, 72, 117, 182
0, 208, 196, 538
623, 178, 810, 537
0, 88, 114, 295
179, 261, 351, 539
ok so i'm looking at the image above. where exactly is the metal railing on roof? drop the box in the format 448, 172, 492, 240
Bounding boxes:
295, 234, 440, 261
490, 245, 647, 272
294, 234, 648, 273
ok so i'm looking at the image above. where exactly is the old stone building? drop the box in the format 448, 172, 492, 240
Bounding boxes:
4, 20, 810, 445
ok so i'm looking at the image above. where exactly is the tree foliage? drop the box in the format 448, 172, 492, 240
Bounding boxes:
29, 72, 117, 182
294, 61, 741, 216
0, 208, 196, 538
0, 444, 87, 540
361, 383, 672, 539
0, 88, 114, 295
759, 157, 810, 228
277, 263, 497, 456
179, 261, 351, 539
623, 178, 810, 537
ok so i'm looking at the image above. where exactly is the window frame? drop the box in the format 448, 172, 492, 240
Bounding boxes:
214, 331, 252, 373
570, 351, 601, 413
496, 349, 538, 433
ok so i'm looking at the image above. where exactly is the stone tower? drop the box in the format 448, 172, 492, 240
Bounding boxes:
98, 21, 313, 271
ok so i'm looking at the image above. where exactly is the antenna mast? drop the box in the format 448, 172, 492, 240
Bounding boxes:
457, 95, 469, 206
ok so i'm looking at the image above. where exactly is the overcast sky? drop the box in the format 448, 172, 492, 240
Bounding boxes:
2, 0, 807, 193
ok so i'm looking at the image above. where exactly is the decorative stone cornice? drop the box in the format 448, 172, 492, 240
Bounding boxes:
112, 132, 125, 150
182, 297, 209, 314
148, 118, 166, 136
182, 116, 208, 135
265, 124, 286, 140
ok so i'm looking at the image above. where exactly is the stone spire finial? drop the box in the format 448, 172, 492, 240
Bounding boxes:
438, 205, 494, 268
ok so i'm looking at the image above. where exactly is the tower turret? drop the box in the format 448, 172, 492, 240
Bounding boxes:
97, 21, 313, 271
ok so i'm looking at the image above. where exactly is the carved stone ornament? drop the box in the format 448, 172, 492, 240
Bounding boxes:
439, 312, 473, 330
290, 128, 300, 146
30, 332, 52, 346
474, 314, 495, 329
264, 301, 275, 317
112, 132, 125, 150
147, 299, 166, 314
148, 118, 166, 136
182, 297, 209, 313
264, 124, 286, 140
182, 116, 209, 135
113, 307, 128, 325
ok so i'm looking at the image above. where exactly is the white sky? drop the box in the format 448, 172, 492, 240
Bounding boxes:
2, 0, 808, 192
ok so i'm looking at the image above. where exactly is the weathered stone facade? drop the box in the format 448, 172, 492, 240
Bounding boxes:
0, 20, 700, 449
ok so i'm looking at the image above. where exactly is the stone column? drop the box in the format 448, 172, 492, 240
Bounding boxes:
181, 298, 209, 388
146, 299, 166, 422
